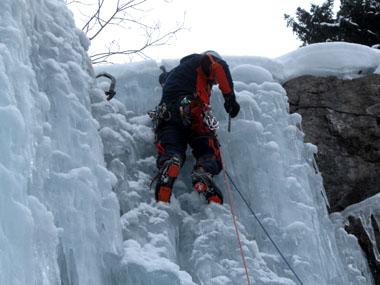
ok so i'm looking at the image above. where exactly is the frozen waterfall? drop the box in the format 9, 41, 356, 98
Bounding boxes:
94, 52, 375, 284
1, 0, 380, 284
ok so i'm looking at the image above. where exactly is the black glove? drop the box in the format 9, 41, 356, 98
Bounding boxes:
223, 93, 240, 118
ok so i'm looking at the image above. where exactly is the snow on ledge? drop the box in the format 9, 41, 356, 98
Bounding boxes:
276, 42, 380, 82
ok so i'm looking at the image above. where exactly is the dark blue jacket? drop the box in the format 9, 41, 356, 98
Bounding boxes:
161, 53, 234, 105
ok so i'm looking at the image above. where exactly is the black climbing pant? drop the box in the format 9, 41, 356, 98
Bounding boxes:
155, 123, 222, 175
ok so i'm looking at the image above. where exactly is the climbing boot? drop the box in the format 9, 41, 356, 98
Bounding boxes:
191, 168, 223, 204
155, 156, 181, 203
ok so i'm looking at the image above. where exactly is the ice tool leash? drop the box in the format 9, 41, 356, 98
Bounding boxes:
222, 166, 305, 285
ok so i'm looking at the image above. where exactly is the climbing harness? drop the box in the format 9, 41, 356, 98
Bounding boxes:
222, 167, 305, 285
179, 96, 192, 126
178, 96, 219, 131
96, 72, 116, 101
148, 103, 171, 130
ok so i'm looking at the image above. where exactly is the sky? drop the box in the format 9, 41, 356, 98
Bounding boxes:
70, 0, 339, 63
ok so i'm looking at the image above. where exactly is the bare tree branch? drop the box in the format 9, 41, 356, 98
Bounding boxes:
82, 0, 105, 33
67, 0, 185, 64
83, 0, 149, 40
65, 0, 82, 5
90, 23, 183, 64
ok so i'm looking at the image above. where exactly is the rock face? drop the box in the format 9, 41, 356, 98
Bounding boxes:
284, 74, 380, 283
284, 74, 380, 212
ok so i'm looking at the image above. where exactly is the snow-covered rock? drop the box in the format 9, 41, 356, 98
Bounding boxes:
277, 42, 380, 82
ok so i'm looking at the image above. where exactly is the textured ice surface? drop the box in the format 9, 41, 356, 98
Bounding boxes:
1, 0, 378, 283
95, 53, 375, 284
333, 193, 380, 266
331, 212, 376, 285
231, 64, 274, 84
375, 64, 380, 75
0, 0, 122, 284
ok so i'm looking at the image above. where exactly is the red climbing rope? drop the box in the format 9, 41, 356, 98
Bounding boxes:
222, 166, 252, 285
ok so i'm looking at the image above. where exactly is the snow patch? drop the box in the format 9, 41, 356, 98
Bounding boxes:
277, 42, 380, 82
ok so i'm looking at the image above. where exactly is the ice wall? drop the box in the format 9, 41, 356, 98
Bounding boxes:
95, 45, 375, 284
332, 193, 380, 270
1, 0, 377, 283
0, 0, 122, 284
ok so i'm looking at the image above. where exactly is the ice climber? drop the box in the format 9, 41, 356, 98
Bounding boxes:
152, 51, 240, 204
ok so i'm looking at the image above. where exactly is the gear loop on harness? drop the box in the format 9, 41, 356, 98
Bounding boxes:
179, 96, 193, 127
203, 108, 219, 131
148, 103, 172, 130
178, 95, 220, 131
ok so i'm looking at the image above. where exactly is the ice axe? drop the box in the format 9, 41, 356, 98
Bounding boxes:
96, 72, 116, 101
225, 98, 233, 132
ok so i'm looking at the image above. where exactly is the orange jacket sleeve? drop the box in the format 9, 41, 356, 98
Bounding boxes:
207, 54, 234, 96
